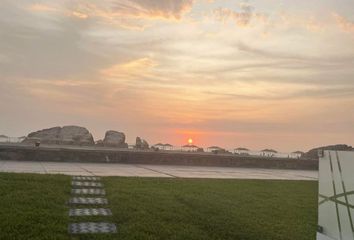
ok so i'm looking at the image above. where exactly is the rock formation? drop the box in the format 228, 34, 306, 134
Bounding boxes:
102, 130, 128, 148
135, 137, 149, 149
22, 126, 94, 146
304, 144, 353, 160
142, 139, 149, 149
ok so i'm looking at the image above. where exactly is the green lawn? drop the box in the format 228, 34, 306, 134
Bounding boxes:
0, 173, 318, 240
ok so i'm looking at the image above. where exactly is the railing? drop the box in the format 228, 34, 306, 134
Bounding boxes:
0, 137, 24, 143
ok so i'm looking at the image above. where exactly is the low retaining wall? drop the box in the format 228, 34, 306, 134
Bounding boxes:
0, 144, 318, 170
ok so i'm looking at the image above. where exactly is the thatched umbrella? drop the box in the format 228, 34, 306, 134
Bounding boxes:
261, 149, 278, 153
182, 144, 198, 151
234, 147, 249, 151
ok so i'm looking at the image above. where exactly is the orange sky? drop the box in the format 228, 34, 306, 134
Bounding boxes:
0, 0, 353, 152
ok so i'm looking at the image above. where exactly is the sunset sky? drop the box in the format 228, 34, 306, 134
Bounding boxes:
0, 0, 353, 152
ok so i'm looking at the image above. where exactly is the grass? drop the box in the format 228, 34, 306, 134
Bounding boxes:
0, 173, 318, 240
0, 173, 70, 240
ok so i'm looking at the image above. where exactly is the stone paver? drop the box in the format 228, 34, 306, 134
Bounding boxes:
72, 181, 103, 188
68, 197, 108, 205
68, 222, 117, 234
0, 160, 318, 180
71, 188, 106, 195
73, 176, 101, 181
69, 208, 112, 217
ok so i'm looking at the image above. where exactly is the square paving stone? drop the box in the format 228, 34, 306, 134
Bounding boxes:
68, 197, 108, 205
69, 208, 112, 217
68, 222, 117, 234
72, 181, 103, 188
71, 188, 106, 195
73, 176, 101, 181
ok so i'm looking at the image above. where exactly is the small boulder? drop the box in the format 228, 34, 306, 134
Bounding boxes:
103, 130, 128, 148
142, 139, 149, 149
135, 137, 149, 149
135, 137, 143, 149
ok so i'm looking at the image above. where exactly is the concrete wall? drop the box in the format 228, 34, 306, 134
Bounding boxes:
0, 144, 318, 170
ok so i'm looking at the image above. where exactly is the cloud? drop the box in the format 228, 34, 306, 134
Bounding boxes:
211, 2, 267, 27
29, 3, 58, 12
101, 57, 158, 79
204, 86, 354, 101
29, 3, 89, 20
27, 1, 194, 30
111, 0, 194, 20
71, 11, 89, 19
333, 13, 354, 33
0, 2, 112, 80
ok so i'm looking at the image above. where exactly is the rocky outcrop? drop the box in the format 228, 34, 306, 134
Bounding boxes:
102, 130, 128, 148
135, 137, 149, 150
59, 126, 94, 145
22, 126, 94, 146
304, 144, 353, 160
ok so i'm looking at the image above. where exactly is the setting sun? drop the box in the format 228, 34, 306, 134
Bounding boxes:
188, 138, 193, 145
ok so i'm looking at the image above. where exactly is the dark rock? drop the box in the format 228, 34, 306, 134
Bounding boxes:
135, 137, 149, 149
103, 130, 127, 148
304, 144, 353, 159
22, 126, 94, 146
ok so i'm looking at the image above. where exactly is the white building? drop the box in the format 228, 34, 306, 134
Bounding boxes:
153, 143, 165, 150
163, 144, 173, 150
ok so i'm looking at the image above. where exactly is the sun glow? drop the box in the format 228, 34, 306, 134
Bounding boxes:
188, 138, 193, 145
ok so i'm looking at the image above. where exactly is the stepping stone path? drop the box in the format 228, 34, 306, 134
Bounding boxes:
72, 181, 103, 188
68, 176, 117, 235
71, 188, 106, 195
69, 197, 108, 205
72, 176, 101, 181
69, 208, 112, 217
69, 222, 117, 234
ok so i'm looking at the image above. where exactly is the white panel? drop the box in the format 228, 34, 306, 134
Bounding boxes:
318, 150, 354, 240
319, 201, 340, 239
317, 232, 336, 240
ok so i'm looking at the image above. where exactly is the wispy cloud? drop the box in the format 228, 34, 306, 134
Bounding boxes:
211, 2, 267, 27
333, 13, 354, 33
204, 86, 354, 101
101, 57, 158, 80
111, 0, 194, 20
27, 0, 194, 30
29, 3, 58, 12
